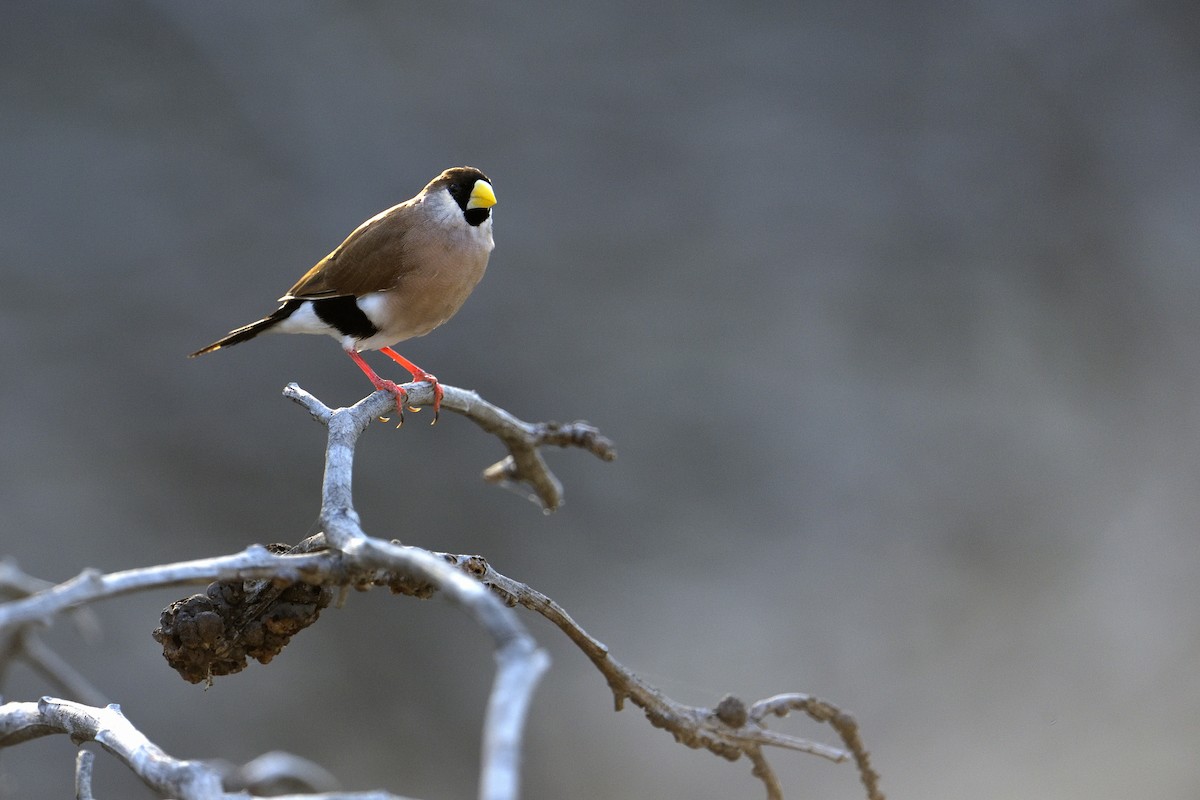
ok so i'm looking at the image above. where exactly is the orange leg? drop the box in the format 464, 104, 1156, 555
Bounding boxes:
345, 349, 409, 424
380, 347, 443, 423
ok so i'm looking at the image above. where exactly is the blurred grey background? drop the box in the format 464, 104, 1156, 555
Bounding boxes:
2, 1, 1198, 798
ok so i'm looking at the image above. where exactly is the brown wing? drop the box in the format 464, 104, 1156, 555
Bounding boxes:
281, 201, 416, 300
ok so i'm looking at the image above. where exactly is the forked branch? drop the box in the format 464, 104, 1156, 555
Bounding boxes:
0, 384, 881, 800
0, 698, 409, 799
369, 552, 886, 800
283, 381, 615, 512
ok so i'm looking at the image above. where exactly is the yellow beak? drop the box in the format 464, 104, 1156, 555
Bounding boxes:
467, 180, 497, 210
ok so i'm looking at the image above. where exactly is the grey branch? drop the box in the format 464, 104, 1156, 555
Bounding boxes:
0, 558, 108, 706
0, 698, 411, 800
363, 553, 885, 800
217, 751, 340, 794
0, 383, 566, 800
0, 545, 541, 799
283, 383, 551, 800
75, 749, 95, 800
0, 385, 878, 800
283, 381, 615, 512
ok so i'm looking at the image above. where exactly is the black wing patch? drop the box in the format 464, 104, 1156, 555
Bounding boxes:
312, 295, 379, 340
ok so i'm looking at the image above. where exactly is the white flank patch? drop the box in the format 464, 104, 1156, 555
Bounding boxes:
355, 292, 392, 330
272, 301, 334, 336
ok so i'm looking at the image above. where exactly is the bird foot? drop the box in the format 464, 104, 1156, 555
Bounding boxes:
412, 372, 442, 425
379, 348, 442, 424
379, 348, 441, 424
374, 379, 409, 427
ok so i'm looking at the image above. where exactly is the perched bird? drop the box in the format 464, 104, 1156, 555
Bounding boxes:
191, 166, 497, 422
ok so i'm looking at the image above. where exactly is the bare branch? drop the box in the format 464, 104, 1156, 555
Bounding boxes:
365, 553, 882, 799
0, 548, 334, 632
0, 546, 546, 799
0, 385, 877, 799
750, 694, 885, 800
74, 749, 95, 800
217, 751, 340, 794
0, 557, 56, 596
746, 745, 784, 800
283, 384, 552, 800
0, 698, 423, 800
0, 558, 108, 705
283, 382, 615, 512
3, 698, 224, 796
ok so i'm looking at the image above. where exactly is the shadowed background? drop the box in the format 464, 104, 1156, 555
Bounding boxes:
2, 2, 1198, 798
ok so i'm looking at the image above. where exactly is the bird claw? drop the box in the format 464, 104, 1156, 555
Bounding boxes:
373, 380, 408, 427
402, 404, 438, 425
376, 349, 442, 426
403, 377, 441, 425
425, 377, 443, 426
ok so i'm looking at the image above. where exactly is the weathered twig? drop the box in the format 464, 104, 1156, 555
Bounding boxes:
749, 693, 884, 800
283, 384, 552, 800
0, 558, 108, 706
0, 698, 411, 800
0, 385, 876, 800
2, 698, 221, 797
217, 751, 340, 795
0, 546, 523, 799
0, 548, 334, 633
75, 748, 96, 800
360, 553, 884, 800
284, 381, 615, 512
0, 386, 563, 800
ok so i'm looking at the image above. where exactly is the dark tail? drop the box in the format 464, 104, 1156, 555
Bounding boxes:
189, 301, 300, 357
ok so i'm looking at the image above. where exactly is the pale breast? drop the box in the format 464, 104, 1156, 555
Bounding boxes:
353, 225, 492, 350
